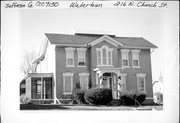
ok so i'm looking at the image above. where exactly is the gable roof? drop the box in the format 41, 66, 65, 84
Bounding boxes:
89, 35, 124, 47
45, 33, 157, 49
114, 37, 157, 48
45, 33, 100, 45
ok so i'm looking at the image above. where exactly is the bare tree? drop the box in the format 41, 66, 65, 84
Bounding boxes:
20, 51, 37, 75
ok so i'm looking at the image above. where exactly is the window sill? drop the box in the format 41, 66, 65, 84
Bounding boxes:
66, 65, 75, 67
63, 92, 73, 95
77, 66, 87, 67
132, 66, 141, 68
122, 66, 130, 69
97, 65, 114, 67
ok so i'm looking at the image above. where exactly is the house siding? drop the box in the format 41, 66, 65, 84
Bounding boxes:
90, 41, 118, 88
120, 49, 153, 97
93, 41, 119, 67
90, 41, 153, 98
55, 46, 90, 99
54, 37, 153, 99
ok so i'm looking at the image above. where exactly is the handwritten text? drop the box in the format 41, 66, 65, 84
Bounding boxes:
3, 1, 168, 9
70, 2, 103, 8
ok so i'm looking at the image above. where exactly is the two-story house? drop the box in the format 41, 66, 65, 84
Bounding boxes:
21, 33, 157, 103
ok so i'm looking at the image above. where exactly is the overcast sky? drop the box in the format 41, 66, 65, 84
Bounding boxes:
19, 8, 163, 81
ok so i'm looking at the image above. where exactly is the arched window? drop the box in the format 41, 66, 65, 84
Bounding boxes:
96, 45, 113, 66
102, 48, 107, 65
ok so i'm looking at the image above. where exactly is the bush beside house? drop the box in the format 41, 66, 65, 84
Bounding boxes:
107, 99, 122, 106
120, 90, 146, 106
135, 91, 146, 104
74, 89, 87, 104
84, 88, 112, 105
74, 88, 146, 106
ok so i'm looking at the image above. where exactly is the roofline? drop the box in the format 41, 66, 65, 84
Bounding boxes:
55, 44, 90, 47
54, 44, 157, 49
124, 45, 158, 49
88, 35, 125, 47
75, 33, 116, 37
45, 33, 158, 49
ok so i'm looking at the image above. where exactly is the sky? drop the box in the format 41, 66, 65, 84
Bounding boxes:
19, 8, 163, 81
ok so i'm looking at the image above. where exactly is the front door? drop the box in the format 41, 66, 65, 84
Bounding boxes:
102, 73, 111, 88
102, 73, 117, 99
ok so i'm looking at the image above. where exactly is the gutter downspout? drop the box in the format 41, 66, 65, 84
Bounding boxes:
53, 45, 60, 104
53, 74, 61, 104
53, 75, 60, 104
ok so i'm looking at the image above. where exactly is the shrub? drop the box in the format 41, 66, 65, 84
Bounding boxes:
84, 88, 112, 105
74, 89, 87, 104
120, 90, 136, 105
107, 99, 122, 106
20, 94, 31, 104
120, 90, 146, 105
135, 91, 146, 104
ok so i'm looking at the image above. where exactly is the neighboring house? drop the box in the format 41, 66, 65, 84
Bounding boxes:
20, 33, 157, 103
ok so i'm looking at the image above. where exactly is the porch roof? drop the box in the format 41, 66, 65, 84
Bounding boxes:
94, 67, 122, 76
21, 73, 54, 81
94, 67, 122, 71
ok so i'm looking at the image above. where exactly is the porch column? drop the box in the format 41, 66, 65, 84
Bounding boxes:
95, 72, 99, 86
117, 72, 121, 99
112, 75, 117, 99
97, 71, 103, 88
53, 77, 60, 104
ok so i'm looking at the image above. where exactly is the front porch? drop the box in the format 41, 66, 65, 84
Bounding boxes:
22, 73, 54, 100
94, 67, 127, 99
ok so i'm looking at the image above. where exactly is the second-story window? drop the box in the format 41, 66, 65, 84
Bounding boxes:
131, 50, 140, 68
65, 48, 75, 67
97, 50, 101, 65
121, 49, 129, 68
108, 51, 112, 65
102, 48, 107, 65
77, 48, 87, 67
96, 45, 113, 66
